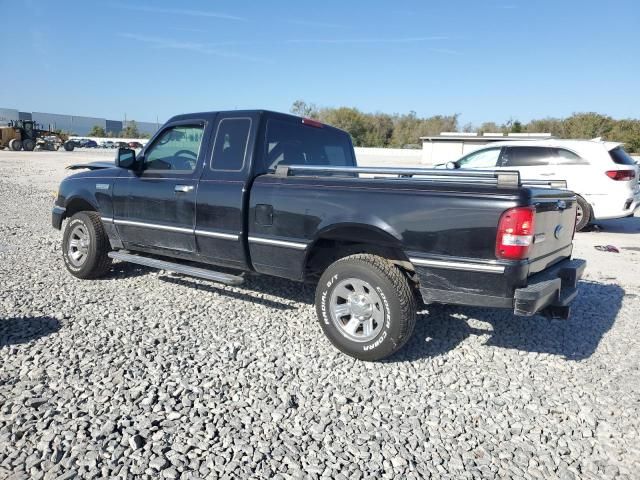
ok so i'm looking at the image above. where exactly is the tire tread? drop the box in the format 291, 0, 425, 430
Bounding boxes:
326, 253, 417, 358
63, 211, 111, 279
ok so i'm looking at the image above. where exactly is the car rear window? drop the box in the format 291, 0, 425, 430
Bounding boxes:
264, 119, 355, 172
609, 147, 636, 165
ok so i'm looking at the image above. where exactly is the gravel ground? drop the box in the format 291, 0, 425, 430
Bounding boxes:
1, 150, 639, 479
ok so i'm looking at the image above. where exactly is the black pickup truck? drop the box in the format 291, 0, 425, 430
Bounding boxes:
52, 110, 585, 361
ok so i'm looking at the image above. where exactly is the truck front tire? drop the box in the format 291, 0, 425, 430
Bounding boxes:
62, 212, 112, 279
315, 254, 417, 361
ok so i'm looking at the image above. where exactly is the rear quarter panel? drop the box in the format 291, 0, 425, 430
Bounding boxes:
247, 175, 524, 279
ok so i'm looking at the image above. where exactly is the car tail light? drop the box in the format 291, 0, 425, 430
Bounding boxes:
302, 118, 323, 128
496, 207, 536, 260
605, 170, 635, 181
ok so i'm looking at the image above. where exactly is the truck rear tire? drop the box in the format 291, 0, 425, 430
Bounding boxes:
63, 141, 75, 152
9, 139, 22, 151
22, 139, 36, 151
62, 212, 112, 279
575, 195, 592, 232
315, 254, 417, 361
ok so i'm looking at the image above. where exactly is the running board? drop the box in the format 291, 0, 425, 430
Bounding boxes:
108, 251, 245, 286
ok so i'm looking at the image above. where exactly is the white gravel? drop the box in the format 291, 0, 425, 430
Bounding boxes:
1, 150, 639, 479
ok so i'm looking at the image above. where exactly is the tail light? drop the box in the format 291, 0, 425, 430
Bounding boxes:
496, 207, 536, 260
605, 170, 635, 181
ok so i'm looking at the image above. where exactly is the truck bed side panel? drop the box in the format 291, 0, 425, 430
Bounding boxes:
247, 176, 523, 280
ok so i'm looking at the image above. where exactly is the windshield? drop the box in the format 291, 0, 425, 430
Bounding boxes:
457, 148, 501, 168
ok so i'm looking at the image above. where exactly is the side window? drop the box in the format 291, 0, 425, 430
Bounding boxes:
503, 147, 552, 167
457, 148, 501, 168
265, 119, 354, 172
144, 125, 204, 173
210, 118, 251, 171
552, 148, 585, 165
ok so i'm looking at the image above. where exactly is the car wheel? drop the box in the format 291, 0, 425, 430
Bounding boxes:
315, 254, 417, 361
62, 212, 112, 279
9, 139, 22, 151
575, 195, 592, 232
63, 141, 75, 151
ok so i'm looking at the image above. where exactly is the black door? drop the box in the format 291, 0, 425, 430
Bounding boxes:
113, 122, 207, 254
195, 113, 256, 268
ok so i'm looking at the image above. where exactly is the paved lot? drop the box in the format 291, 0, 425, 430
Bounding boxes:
1, 150, 639, 479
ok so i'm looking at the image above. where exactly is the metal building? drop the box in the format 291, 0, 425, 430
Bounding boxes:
0, 108, 19, 124
32, 112, 107, 134
0, 106, 161, 136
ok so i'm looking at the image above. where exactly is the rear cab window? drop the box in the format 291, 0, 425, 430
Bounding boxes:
264, 119, 356, 173
210, 118, 251, 171
609, 146, 637, 166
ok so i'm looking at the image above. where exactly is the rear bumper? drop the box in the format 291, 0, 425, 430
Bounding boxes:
52, 206, 66, 230
588, 190, 640, 220
416, 256, 586, 320
513, 258, 586, 319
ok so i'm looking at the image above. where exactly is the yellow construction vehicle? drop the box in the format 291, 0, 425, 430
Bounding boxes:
0, 120, 74, 151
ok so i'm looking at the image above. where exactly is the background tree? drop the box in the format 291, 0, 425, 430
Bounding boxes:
362, 113, 394, 147
608, 119, 640, 153
478, 122, 501, 134
317, 107, 369, 146
511, 120, 523, 133
525, 117, 566, 137
289, 101, 640, 153
562, 112, 614, 139
290, 100, 319, 119
390, 112, 459, 147
88, 125, 106, 137
122, 120, 140, 138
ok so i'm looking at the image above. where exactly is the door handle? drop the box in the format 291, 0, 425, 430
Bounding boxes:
174, 185, 194, 193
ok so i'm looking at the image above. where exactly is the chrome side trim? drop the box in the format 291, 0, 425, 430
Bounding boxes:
101, 216, 114, 223
114, 219, 192, 234
195, 230, 239, 241
409, 257, 505, 274
248, 236, 308, 250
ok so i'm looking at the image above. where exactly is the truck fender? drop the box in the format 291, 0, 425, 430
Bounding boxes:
302, 221, 409, 277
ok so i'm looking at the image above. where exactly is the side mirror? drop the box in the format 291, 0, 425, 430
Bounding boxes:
116, 148, 137, 169
445, 161, 458, 170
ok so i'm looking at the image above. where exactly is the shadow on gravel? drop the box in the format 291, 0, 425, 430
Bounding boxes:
586, 216, 640, 234
158, 275, 314, 310
0, 316, 61, 347
102, 262, 153, 280
392, 281, 625, 362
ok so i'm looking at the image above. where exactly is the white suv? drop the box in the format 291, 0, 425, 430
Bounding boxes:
444, 139, 640, 230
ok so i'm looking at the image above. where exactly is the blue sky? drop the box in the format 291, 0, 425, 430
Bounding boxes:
2, 0, 638, 125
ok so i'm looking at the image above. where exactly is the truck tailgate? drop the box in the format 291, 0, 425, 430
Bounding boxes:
528, 189, 577, 275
